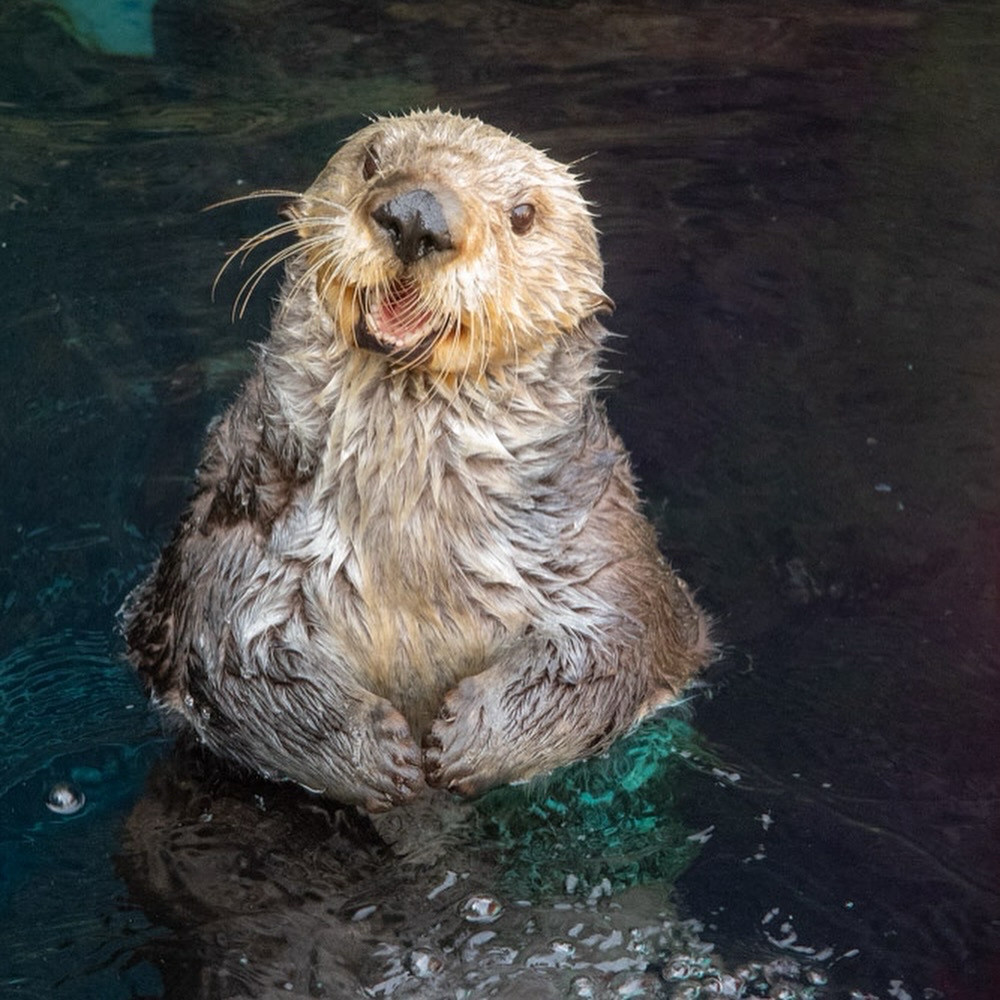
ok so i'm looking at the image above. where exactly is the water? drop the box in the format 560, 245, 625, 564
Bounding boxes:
1, 1, 998, 997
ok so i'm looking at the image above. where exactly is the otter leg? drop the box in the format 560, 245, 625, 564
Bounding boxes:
180, 645, 426, 813
424, 634, 653, 797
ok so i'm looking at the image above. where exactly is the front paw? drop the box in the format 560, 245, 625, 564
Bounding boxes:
353, 700, 426, 813
423, 676, 501, 797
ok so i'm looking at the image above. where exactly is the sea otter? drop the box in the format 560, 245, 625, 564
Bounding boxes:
122, 110, 711, 813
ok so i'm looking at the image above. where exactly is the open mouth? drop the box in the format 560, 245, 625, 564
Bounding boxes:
353, 279, 444, 359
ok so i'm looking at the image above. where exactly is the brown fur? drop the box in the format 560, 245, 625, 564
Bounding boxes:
122, 110, 710, 812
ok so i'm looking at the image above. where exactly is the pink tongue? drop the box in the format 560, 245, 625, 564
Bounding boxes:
376, 283, 430, 343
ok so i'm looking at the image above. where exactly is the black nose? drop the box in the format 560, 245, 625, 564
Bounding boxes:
371, 189, 453, 265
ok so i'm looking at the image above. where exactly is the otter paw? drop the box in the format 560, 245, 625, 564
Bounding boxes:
354, 701, 426, 813
424, 677, 503, 797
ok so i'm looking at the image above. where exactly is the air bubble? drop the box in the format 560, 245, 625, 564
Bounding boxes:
461, 894, 503, 923
45, 781, 85, 815
405, 949, 444, 977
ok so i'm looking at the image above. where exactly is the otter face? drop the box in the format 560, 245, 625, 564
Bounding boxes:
285, 110, 611, 378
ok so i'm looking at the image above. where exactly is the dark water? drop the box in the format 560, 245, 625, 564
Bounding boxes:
1, 1, 998, 997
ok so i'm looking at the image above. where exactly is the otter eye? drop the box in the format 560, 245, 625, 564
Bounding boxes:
509, 202, 535, 235
362, 145, 380, 181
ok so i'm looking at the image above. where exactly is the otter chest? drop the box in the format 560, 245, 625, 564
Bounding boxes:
288, 385, 557, 715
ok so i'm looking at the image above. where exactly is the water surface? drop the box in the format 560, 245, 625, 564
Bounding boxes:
1, 1, 998, 997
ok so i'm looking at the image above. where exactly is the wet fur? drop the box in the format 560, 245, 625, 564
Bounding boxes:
123, 111, 710, 812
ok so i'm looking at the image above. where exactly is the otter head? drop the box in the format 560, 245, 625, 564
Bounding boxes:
286, 110, 612, 379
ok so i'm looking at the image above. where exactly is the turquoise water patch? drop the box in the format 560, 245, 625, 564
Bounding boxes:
50, 0, 155, 57
476, 716, 708, 896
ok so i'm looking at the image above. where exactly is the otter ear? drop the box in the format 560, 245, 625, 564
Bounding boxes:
277, 198, 307, 233
588, 291, 615, 315
285, 199, 322, 241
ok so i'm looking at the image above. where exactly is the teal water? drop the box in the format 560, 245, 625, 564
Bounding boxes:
1, 1, 998, 997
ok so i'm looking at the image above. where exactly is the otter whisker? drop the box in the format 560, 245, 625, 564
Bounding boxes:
215, 206, 348, 315
205, 189, 349, 220
273, 242, 353, 329
231, 233, 340, 320
395, 329, 440, 378
483, 310, 499, 383
391, 289, 425, 326
458, 310, 478, 391
216, 208, 345, 280
293, 243, 355, 321
314, 265, 351, 348
214, 218, 331, 308
313, 249, 354, 318
213, 218, 302, 295
508, 314, 521, 382
349, 281, 363, 342
203, 188, 306, 213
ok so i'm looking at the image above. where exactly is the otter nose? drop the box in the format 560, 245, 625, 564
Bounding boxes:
371, 189, 453, 265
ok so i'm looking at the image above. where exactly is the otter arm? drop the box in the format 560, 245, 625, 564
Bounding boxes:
184, 637, 426, 813
423, 627, 657, 796
127, 521, 425, 813
131, 558, 427, 813
125, 373, 429, 810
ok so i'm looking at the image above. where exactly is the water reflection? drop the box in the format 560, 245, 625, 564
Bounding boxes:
0, 1, 997, 997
